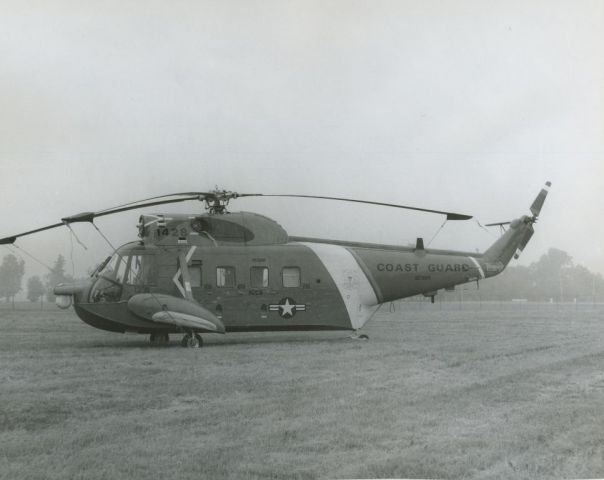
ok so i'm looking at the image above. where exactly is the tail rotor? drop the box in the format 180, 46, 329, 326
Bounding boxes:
482, 181, 551, 266
485, 181, 551, 229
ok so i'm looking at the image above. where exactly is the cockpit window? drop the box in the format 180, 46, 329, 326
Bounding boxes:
90, 250, 157, 302
101, 253, 127, 283
90, 253, 127, 302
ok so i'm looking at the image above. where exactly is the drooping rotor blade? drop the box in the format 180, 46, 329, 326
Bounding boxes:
94, 192, 210, 214
0, 195, 204, 245
92, 195, 202, 219
247, 194, 473, 220
0, 222, 64, 245
94, 190, 263, 215
0, 188, 473, 245
529, 181, 551, 217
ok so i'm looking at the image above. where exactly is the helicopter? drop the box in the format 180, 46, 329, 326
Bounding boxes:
0, 183, 550, 348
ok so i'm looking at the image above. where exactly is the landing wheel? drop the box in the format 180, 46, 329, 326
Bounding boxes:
150, 333, 169, 346
358, 334, 369, 340
181, 333, 203, 348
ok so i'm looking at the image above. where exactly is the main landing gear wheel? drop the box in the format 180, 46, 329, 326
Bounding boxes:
349, 332, 369, 341
181, 333, 203, 348
149, 333, 169, 346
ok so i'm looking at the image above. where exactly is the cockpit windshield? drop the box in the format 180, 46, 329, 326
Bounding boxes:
90, 248, 157, 303
98, 253, 128, 284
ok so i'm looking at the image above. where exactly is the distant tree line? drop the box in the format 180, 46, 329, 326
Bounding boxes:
1, 247, 603, 307
458, 248, 604, 303
0, 254, 25, 307
0, 253, 74, 308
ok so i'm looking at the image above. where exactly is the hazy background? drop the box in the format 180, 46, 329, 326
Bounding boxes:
0, 0, 602, 282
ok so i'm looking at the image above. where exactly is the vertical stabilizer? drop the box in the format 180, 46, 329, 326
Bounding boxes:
482, 182, 550, 277
530, 181, 551, 217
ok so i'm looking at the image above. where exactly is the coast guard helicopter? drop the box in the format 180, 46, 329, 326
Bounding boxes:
0, 183, 550, 347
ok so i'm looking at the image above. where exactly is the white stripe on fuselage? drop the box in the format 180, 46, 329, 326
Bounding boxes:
467, 256, 485, 279
299, 242, 378, 330
172, 246, 197, 298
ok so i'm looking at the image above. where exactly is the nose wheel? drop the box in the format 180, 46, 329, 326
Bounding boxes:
181, 332, 203, 348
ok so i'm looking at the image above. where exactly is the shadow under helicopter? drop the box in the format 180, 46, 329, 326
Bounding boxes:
46, 331, 362, 350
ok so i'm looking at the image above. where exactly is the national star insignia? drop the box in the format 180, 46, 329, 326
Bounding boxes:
279, 298, 295, 317
268, 297, 307, 318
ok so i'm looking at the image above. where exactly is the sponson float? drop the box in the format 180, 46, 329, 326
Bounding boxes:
0, 184, 550, 347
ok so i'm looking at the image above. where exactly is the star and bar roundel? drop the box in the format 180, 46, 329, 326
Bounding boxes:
268, 297, 306, 319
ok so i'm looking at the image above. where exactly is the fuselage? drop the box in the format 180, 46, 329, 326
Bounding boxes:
69, 239, 491, 334
58, 208, 532, 336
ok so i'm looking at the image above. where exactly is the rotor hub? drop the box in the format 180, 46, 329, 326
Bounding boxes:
203, 190, 240, 215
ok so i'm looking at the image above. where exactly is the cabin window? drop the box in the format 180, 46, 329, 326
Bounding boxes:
282, 267, 301, 288
250, 266, 269, 288
216, 266, 236, 288
190, 260, 202, 288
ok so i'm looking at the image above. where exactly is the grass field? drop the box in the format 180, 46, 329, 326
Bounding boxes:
1, 302, 603, 479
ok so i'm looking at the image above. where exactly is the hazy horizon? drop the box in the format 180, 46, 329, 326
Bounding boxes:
1, 1, 602, 284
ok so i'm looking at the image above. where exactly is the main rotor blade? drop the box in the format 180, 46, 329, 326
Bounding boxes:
95, 192, 210, 214
0, 222, 64, 245
0, 195, 204, 245
247, 194, 473, 220
94, 195, 202, 218
0, 189, 473, 245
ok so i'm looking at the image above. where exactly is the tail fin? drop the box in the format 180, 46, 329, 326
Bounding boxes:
482, 182, 550, 276
530, 181, 551, 217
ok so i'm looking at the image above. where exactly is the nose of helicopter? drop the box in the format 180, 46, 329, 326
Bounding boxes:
54, 279, 93, 307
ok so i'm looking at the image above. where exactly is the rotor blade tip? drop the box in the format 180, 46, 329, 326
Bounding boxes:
0, 236, 17, 245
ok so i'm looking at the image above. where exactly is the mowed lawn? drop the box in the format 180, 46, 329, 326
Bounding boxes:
1, 302, 604, 479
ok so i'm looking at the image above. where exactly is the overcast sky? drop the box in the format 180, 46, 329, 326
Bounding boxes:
1, 1, 602, 282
